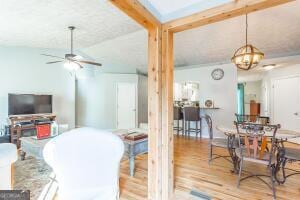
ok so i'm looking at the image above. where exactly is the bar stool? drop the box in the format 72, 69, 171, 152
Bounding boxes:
183, 107, 201, 138
173, 106, 183, 135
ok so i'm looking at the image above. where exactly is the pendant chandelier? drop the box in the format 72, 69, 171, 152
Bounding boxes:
232, 11, 264, 70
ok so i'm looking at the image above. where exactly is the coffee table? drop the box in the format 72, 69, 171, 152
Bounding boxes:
20, 134, 148, 177
123, 138, 148, 177
20, 136, 53, 160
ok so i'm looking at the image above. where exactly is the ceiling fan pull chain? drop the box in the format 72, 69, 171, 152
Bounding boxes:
245, 14, 248, 47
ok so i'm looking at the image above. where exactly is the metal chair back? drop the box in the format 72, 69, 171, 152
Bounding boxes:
235, 114, 270, 125
234, 121, 279, 163
235, 114, 258, 123
203, 115, 213, 139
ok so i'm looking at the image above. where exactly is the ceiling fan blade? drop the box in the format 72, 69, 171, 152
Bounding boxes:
76, 60, 102, 67
41, 54, 65, 59
46, 61, 63, 64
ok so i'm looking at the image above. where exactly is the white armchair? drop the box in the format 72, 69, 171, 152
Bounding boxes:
43, 128, 124, 200
0, 143, 18, 190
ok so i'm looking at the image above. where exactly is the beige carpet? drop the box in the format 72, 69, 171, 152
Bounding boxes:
14, 156, 52, 200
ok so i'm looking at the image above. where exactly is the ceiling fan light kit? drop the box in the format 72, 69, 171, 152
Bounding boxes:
64, 60, 80, 71
232, 9, 264, 70
42, 26, 102, 71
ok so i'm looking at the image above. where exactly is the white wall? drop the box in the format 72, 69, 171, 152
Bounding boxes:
76, 72, 148, 129
261, 64, 300, 121
175, 64, 238, 138
0, 46, 75, 128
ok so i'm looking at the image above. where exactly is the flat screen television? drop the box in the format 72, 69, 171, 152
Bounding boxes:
8, 94, 52, 115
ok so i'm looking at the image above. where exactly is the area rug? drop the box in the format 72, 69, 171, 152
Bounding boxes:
14, 156, 52, 200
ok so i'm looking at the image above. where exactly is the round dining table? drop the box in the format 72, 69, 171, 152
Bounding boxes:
216, 125, 300, 140
216, 125, 300, 178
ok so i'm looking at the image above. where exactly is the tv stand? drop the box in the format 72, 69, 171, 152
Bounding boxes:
9, 114, 56, 148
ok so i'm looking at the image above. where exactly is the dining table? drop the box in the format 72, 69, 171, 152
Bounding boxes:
216, 125, 300, 174
275, 135, 300, 184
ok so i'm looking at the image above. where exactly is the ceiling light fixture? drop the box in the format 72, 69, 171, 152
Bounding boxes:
64, 60, 80, 71
232, 8, 264, 70
262, 64, 276, 71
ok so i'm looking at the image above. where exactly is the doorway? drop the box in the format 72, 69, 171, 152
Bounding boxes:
116, 83, 137, 129
272, 76, 300, 131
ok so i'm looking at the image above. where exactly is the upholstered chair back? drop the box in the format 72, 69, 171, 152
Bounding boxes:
43, 127, 124, 200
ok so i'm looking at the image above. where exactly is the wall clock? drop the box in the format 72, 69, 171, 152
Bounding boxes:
205, 99, 214, 108
211, 68, 224, 80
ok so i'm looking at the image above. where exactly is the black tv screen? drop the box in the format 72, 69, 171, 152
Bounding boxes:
8, 94, 52, 115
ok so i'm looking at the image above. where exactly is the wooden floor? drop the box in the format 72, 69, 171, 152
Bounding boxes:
119, 135, 300, 200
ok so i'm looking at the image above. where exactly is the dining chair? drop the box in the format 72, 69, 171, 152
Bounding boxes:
235, 122, 279, 199
275, 146, 300, 184
257, 116, 270, 125
204, 115, 233, 164
235, 114, 258, 123
173, 106, 184, 135
183, 107, 201, 138
235, 114, 270, 125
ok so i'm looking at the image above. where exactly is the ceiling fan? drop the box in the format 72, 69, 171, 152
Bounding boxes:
41, 26, 102, 70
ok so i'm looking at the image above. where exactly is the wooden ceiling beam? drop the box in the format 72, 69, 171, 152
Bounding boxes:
163, 0, 294, 33
109, 0, 160, 29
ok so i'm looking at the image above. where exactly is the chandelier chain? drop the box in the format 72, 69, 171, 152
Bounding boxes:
246, 12, 248, 47
231, 6, 264, 70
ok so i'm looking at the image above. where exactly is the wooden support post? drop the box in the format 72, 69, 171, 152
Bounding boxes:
147, 25, 174, 200
147, 25, 163, 200
161, 27, 174, 200
109, 1, 174, 199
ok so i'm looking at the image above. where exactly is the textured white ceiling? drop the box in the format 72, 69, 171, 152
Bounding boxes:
237, 55, 300, 82
0, 0, 299, 73
81, 0, 300, 72
0, 0, 142, 49
81, 30, 148, 73
174, 0, 300, 67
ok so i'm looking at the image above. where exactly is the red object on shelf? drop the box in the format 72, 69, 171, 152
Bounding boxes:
36, 124, 51, 139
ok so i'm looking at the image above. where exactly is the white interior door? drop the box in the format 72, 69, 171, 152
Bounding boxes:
273, 76, 300, 131
116, 83, 137, 129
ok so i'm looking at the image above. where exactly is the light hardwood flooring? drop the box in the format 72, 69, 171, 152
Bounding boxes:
119, 135, 300, 200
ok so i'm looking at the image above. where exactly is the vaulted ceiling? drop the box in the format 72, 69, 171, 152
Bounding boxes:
82, 0, 300, 73
0, 0, 300, 73
0, 0, 141, 49
174, 0, 300, 67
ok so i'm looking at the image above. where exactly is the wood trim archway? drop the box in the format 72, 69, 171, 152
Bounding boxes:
109, 0, 294, 199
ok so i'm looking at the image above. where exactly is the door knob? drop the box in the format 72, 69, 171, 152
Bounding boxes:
294, 112, 299, 116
